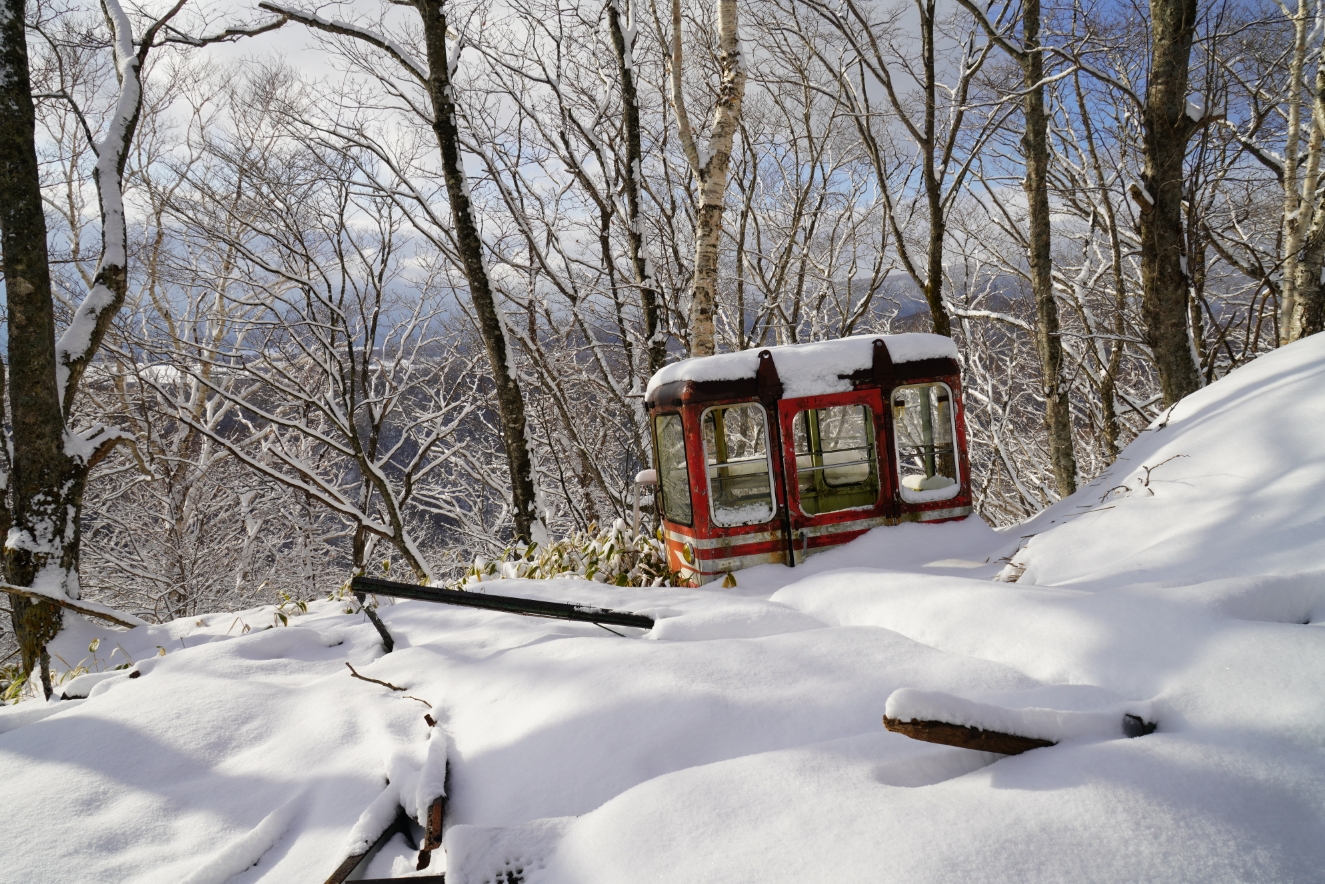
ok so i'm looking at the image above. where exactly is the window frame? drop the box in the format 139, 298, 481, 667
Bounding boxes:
700, 402, 779, 528
891, 381, 962, 505
791, 403, 881, 516
652, 411, 693, 526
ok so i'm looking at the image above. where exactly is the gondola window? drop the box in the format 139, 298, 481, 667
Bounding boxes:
892, 384, 960, 502
701, 404, 776, 526
792, 405, 880, 514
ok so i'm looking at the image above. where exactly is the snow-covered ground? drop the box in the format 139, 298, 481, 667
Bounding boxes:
4, 336, 1325, 883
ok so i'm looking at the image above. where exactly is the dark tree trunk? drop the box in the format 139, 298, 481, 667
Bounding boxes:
920, 0, 953, 338
954, 0, 1077, 487
1071, 69, 1126, 459
415, 0, 542, 544
0, 0, 73, 697
606, 0, 666, 378
1021, 0, 1077, 496
1137, 0, 1202, 406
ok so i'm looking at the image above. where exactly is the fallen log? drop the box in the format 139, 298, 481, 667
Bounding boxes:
883, 687, 1159, 755
884, 711, 1158, 755
883, 715, 1056, 755
351, 575, 655, 631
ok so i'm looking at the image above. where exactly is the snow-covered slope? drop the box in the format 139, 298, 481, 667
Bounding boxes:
4, 337, 1325, 883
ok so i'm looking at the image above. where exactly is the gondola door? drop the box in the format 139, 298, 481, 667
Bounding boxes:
776, 388, 892, 565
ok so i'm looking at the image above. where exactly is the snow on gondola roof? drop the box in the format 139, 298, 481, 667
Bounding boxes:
645, 333, 959, 399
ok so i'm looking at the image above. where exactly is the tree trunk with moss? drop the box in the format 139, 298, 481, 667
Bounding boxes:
1136, 0, 1203, 406
0, 0, 176, 696
1, 0, 73, 697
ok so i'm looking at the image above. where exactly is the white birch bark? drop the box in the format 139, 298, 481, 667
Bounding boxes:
1279, 0, 1315, 343
671, 0, 746, 357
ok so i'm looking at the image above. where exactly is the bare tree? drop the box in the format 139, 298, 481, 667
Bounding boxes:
153, 101, 493, 582
797, 0, 1005, 338
608, 0, 668, 375
0, 0, 191, 697
723, 19, 898, 348
78, 64, 348, 618
1264, 0, 1325, 341
957, 0, 1078, 495
257, 0, 547, 545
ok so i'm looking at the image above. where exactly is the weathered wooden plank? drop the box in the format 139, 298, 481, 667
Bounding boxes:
883, 715, 1056, 755
424, 791, 446, 850
324, 808, 412, 884
322, 851, 369, 884
351, 575, 655, 630
415, 764, 449, 871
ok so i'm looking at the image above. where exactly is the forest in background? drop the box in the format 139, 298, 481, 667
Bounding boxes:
0, 0, 1311, 691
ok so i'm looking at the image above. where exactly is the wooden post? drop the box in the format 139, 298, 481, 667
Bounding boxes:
323, 808, 412, 884
353, 591, 395, 653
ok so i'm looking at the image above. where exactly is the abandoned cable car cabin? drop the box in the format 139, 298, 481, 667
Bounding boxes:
644, 334, 972, 585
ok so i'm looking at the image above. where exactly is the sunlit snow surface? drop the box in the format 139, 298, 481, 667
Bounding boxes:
5, 338, 1325, 882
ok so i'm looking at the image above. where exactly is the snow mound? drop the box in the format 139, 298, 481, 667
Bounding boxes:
1007, 335, 1325, 592
179, 792, 304, 884
5, 337, 1325, 883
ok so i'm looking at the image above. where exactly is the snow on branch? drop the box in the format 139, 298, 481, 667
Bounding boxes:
0, 582, 146, 629
948, 306, 1035, 334
1217, 119, 1287, 181
161, 14, 290, 47
54, 0, 189, 416
64, 424, 148, 473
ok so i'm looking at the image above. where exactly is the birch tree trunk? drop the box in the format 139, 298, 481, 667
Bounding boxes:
1278, 0, 1313, 343
671, 0, 746, 357
1136, 0, 1203, 405
1286, 36, 1325, 341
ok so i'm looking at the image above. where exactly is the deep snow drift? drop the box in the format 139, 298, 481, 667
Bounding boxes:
3, 337, 1325, 883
